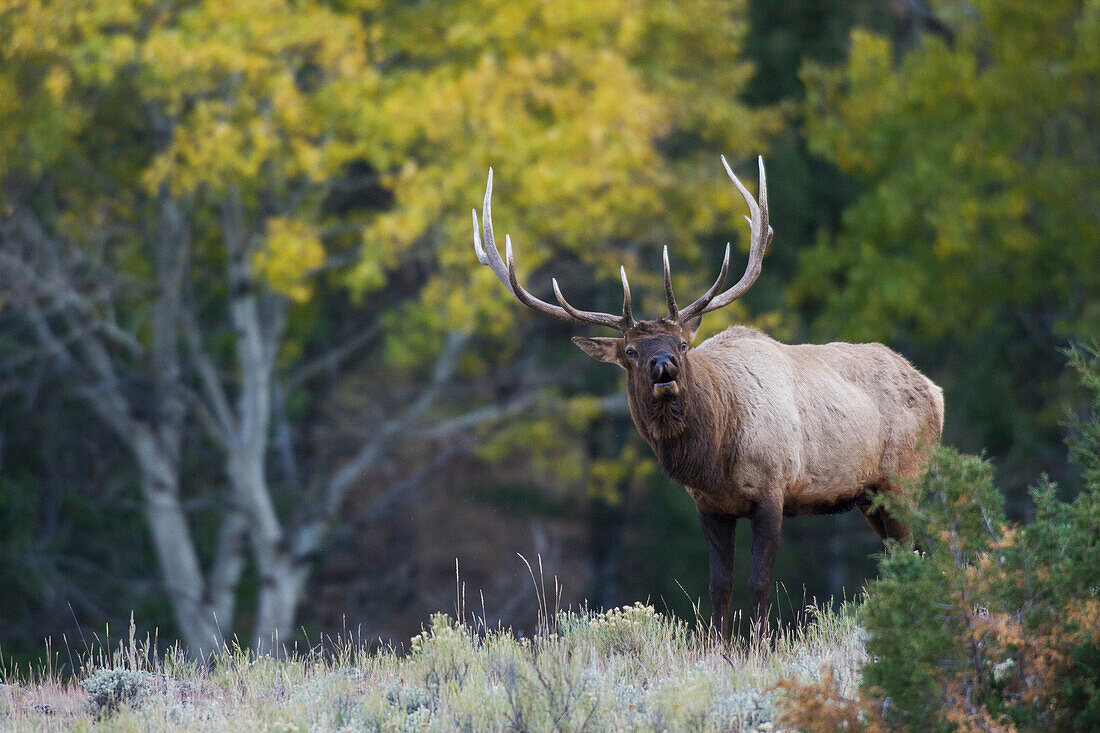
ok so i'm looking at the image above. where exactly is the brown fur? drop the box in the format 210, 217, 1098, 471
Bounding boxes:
576, 321, 944, 635
635, 325, 943, 513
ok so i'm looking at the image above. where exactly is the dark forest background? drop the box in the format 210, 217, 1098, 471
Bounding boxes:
1, 0, 1096, 662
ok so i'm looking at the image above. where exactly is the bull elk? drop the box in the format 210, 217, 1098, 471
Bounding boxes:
472, 156, 944, 636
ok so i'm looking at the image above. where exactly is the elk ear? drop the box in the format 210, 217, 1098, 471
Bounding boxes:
681, 316, 702, 343
571, 336, 624, 369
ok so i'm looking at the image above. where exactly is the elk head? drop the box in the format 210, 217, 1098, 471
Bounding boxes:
472, 156, 772, 429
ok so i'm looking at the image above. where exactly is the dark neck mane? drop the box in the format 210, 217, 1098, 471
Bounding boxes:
628, 358, 733, 491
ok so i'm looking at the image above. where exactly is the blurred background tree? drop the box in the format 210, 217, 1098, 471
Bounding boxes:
796, 0, 1100, 501
0, 0, 779, 658
0, 0, 1095, 662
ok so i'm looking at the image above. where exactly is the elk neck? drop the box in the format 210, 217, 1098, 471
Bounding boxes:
627, 355, 735, 493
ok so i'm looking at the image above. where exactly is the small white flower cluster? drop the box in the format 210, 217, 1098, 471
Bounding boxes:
583, 602, 666, 656
408, 613, 469, 653
589, 602, 660, 630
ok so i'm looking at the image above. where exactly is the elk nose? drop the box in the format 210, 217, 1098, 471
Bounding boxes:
650, 354, 679, 382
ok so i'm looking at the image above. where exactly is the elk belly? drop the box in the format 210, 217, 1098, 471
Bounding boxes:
786, 378, 884, 511
685, 485, 756, 517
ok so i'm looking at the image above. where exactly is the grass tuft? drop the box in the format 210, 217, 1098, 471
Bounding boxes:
0, 600, 863, 731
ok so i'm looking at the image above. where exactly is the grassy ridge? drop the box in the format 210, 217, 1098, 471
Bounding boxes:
1, 602, 861, 731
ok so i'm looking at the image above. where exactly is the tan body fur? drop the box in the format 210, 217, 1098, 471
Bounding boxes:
628, 326, 944, 520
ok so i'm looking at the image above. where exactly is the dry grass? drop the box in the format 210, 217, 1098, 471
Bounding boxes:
1, 600, 865, 732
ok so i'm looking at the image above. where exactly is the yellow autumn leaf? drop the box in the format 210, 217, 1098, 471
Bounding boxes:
253, 218, 325, 302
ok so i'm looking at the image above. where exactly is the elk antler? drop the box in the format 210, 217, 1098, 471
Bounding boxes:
670, 156, 772, 322
472, 168, 636, 332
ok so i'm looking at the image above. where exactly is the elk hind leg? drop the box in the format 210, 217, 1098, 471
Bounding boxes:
858, 485, 911, 544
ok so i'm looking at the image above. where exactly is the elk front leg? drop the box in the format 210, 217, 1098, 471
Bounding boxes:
748, 499, 782, 633
697, 510, 737, 641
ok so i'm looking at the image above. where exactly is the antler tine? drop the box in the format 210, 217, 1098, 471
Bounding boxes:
551, 278, 586, 320
620, 266, 635, 328
472, 209, 487, 264
474, 168, 628, 330
473, 168, 511, 287
678, 155, 771, 321
551, 273, 634, 330
503, 235, 586, 323
677, 242, 731, 319
662, 246, 678, 320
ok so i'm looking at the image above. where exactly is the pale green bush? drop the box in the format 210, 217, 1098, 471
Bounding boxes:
80, 668, 153, 715
11, 601, 862, 731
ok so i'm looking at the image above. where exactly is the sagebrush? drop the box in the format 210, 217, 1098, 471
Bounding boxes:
2, 601, 862, 731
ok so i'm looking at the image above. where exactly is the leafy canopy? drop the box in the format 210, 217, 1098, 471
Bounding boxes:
795, 0, 1100, 492
798, 0, 1099, 345
1, 0, 781, 356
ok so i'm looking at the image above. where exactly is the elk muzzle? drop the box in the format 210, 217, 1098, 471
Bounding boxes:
650, 354, 681, 400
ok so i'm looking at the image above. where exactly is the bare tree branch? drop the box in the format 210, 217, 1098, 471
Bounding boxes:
181, 308, 236, 439
321, 330, 469, 514
409, 393, 539, 441
284, 323, 381, 390
411, 390, 627, 443
1, 201, 227, 656
292, 330, 470, 562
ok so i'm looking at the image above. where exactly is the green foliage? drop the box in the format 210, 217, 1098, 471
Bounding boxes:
742, 0, 891, 106
833, 348, 1100, 731
1, 0, 779, 358
1066, 343, 1100, 490
859, 450, 1006, 731
797, 0, 1100, 491
353, 0, 781, 350
1060, 641, 1100, 732
800, 4, 1100, 341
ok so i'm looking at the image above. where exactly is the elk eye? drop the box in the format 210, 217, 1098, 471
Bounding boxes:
625, 346, 637, 359
679, 341, 688, 352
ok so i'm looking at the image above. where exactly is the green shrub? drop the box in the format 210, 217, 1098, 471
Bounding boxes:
781, 345, 1100, 732
866, 346, 1100, 731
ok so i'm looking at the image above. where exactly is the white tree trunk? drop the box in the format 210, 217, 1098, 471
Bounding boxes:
194, 190, 474, 654
0, 199, 248, 658
225, 447, 304, 652
221, 186, 304, 652
131, 428, 225, 656
253, 560, 308, 655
